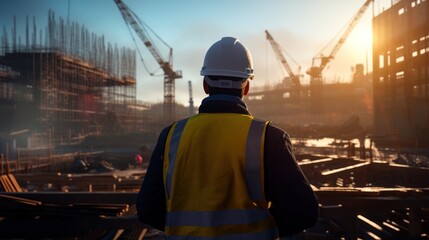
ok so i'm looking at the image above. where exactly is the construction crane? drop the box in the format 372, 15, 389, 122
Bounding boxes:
306, 0, 372, 85
265, 30, 301, 99
114, 0, 182, 122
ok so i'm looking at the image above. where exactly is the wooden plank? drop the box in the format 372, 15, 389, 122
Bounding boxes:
298, 157, 333, 165
6, 174, 22, 192
321, 162, 371, 175
0, 193, 42, 206
1, 192, 138, 205
0, 215, 146, 238
0, 175, 13, 192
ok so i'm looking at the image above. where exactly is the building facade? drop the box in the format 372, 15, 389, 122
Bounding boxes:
373, 0, 429, 146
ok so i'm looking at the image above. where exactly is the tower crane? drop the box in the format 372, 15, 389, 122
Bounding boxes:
306, 0, 372, 85
188, 80, 194, 116
265, 30, 301, 99
114, 0, 182, 122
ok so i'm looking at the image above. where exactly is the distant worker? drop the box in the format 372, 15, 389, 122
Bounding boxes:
134, 153, 143, 168
136, 36, 319, 239
134, 145, 148, 168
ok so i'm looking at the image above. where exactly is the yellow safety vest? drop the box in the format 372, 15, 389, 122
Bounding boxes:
163, 113, 279, 239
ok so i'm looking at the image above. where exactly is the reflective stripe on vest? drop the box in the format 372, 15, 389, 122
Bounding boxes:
165, 227, 278, 240
165, 118, 189, 199
245, 119, 266, 202
166, 208, 270, 227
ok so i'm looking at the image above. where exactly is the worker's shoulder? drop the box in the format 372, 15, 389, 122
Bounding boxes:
265, 122, 291, 140
157, 124, 174, 141
158, 119, 186, 138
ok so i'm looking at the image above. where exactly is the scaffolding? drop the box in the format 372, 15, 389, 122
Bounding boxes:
0, 11, 138, 148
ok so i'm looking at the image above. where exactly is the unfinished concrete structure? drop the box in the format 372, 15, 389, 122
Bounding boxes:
373, 0, 429, 146
245, 65, 373, 138
246, 1, 374, 139
0, 11, 138, 152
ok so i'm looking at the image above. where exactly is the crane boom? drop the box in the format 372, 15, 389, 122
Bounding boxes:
265, 30, 300, 89
306, 0, 372, 112
114, 0, 182, 121
307, 0, 372, 80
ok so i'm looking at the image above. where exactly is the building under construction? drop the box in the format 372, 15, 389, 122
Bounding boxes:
0, 11, 139, 155
245, 65, 373, 139
246, 1, 374, 140
373, 0, 429, 147
1, 2, 429, 239
247, 0, 429, 148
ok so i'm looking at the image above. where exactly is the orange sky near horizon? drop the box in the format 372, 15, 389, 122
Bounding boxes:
0, 0, 395, 105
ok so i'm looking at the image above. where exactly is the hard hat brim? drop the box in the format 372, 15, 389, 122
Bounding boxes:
200, 69, 253, 79
204, 76, 248, 89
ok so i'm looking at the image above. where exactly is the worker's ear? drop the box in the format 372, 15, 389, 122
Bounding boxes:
243, 80, 250, 96
203, 79, 210, 94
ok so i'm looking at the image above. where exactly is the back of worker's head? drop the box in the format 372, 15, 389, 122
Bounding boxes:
200, 37, 254, 97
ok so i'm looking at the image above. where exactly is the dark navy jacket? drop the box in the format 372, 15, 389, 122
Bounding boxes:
136, 94, 319, 237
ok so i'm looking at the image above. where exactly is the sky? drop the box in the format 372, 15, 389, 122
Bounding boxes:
1, 0, 395, 106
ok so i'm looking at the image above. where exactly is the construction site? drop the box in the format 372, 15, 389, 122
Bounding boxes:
0, 10, 142, 156
0, 0, 429, 239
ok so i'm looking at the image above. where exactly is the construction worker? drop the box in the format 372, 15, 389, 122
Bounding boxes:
134, 145, 148, 168
136, 36, 319, 239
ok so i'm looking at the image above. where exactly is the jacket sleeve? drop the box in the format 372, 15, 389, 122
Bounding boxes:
136, 126, 170, 231
264, 124, 319, 237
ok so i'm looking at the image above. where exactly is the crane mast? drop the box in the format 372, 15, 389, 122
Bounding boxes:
265, 30, 301, 98
188, 80, 194, 116
114, 0, 182, 122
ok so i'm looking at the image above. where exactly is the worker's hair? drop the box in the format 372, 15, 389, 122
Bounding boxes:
205, 76, 247, 97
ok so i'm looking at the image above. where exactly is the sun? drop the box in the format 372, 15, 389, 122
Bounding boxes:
335, 18, 373, 74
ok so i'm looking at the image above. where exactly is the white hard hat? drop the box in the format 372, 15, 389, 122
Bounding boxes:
200, 37, 254, 88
